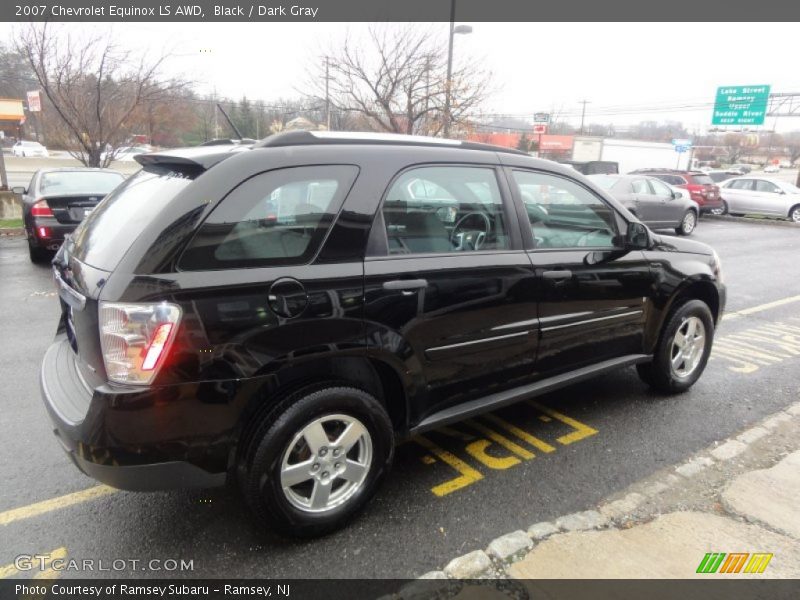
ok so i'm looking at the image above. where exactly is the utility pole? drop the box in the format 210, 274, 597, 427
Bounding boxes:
442, 1, 472, 138
578, 99, 590, 135
443, 0, 456, 139
325, 56, 331, 131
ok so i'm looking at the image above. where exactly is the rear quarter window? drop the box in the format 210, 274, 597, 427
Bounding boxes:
68, 166, 197, 271
179, 165, 358, 270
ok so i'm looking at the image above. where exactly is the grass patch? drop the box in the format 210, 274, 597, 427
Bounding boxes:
0, 218, 23, 228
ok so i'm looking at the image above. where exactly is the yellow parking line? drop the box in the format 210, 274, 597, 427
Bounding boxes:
33, 547, 68, 580
725, 294, 800, 321
0, 486, 116, 527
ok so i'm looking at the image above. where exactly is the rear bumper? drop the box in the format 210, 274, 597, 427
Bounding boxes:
27, 216, 76, 249
40, 337, 227, 491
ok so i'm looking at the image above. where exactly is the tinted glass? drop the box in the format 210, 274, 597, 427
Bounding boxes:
382, 166, 509, 255
39, 171, 124, 195
180, 165, 357, 270
513, 171, 617, 249
69, 166, 196, 270
708, 172, 732, 183
691, 175, 714, 185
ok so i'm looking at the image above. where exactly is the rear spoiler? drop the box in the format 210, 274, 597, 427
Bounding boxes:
134, 145, 249, 170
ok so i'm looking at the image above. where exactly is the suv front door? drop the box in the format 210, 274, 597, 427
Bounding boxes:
508, 169, 654, 377
363, 165, 539, 422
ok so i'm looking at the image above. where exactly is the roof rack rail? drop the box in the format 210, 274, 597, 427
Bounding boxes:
252, 130, 529, 156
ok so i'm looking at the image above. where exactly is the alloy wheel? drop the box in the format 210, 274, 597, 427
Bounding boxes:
791, 207, 800, 223
279, 414, 372, 513
670, 316, 706, 379
682, 212, 696, 233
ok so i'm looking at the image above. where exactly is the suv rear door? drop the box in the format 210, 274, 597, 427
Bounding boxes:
363, 164, 539, 422
506, 167, 653, 377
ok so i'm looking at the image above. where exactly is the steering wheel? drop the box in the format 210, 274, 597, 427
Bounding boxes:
576, 228, 609, 247
451, 211, 492, 251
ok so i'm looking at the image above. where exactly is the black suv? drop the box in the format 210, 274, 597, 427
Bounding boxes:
41, 132, 725, 537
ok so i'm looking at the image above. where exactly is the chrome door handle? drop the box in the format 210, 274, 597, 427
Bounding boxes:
383, 279, 428, 291
542, 270, 573, 280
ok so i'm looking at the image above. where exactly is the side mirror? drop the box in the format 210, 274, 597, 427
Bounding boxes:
670, 190, 678, 200
11, 186, 26, 195
625, 221, 649, 250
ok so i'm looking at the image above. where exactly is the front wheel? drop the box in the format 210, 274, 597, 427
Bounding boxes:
241, 383, 394, 537
789, 205, 800, 224
675, 210, 697, 236
637, 299, 714, 394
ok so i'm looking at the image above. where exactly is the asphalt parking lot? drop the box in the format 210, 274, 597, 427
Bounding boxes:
1, 217, 799, 579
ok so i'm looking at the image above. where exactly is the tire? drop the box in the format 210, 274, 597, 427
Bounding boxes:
637, 299, 714, 394
709, 201, 728, 216
241, 383, 394, 537
28, 242, 50, 264
789, 205, 800, 224
675, 210, 697, 236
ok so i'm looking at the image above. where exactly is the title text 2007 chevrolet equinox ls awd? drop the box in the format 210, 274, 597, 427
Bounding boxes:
41, 132, 725, 537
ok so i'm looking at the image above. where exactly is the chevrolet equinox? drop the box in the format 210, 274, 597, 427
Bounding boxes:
41, 131, 725, 537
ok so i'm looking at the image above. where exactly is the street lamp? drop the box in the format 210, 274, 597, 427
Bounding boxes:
443, 1, 472, 139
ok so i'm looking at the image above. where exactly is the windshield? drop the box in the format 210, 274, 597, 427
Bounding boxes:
68, 166, 196, 271
39, 171, 124, 195
589, 175, 619, 190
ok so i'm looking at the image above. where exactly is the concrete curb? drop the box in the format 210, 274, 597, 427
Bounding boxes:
418, 399, 800, 584
704, 214, 800, 228
0, 228, 24, 236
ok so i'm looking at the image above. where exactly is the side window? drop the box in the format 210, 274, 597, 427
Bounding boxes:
180, 165, 358, 270
513, 170, 617, 249
729, 179, 752, 190
755, 180, 781, 193
382, 166, 509, 255
631, 179, 650, 194
649, 178, 674, 198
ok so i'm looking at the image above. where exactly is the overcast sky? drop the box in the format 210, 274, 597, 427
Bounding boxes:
3, 22, 799, 133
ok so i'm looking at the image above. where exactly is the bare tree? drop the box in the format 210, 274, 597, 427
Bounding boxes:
306, 26, 491, 137
16, 24, 184, 167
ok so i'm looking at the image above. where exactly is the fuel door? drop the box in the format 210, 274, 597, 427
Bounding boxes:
268, 278, 308, 319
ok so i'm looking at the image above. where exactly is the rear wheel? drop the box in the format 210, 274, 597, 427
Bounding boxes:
28, 242, 50, 264
789, 205, 800, 223
675, 210, 697, 236
637, 299, 714, 394
709, 201, 728, 216
241, 383, 394, 537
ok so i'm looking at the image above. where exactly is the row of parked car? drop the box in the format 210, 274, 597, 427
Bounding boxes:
587, 167, 800, 236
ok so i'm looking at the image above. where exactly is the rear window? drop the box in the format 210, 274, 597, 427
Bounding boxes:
179, 165, 358, 270
588, 175, 619, 190
68, 166, 197, 270
40, 171, 124, 195
690, 175, 714, 185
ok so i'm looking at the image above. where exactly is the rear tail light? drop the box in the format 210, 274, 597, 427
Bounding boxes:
99, 302, 182, 385
31, 200, 54, 217
37, 226, 50, 239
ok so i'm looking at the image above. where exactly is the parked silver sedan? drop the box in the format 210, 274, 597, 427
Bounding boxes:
589, 174, 700, 235
719, 177, 800, 222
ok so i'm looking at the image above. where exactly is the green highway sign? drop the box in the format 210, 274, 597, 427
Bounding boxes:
712, 85, 770, 126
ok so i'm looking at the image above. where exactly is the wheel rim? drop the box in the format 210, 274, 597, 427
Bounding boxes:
791, 208, 800, 223
683, 212, 696, 233
670, 316, 706, 379
279, 413, 372, 513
